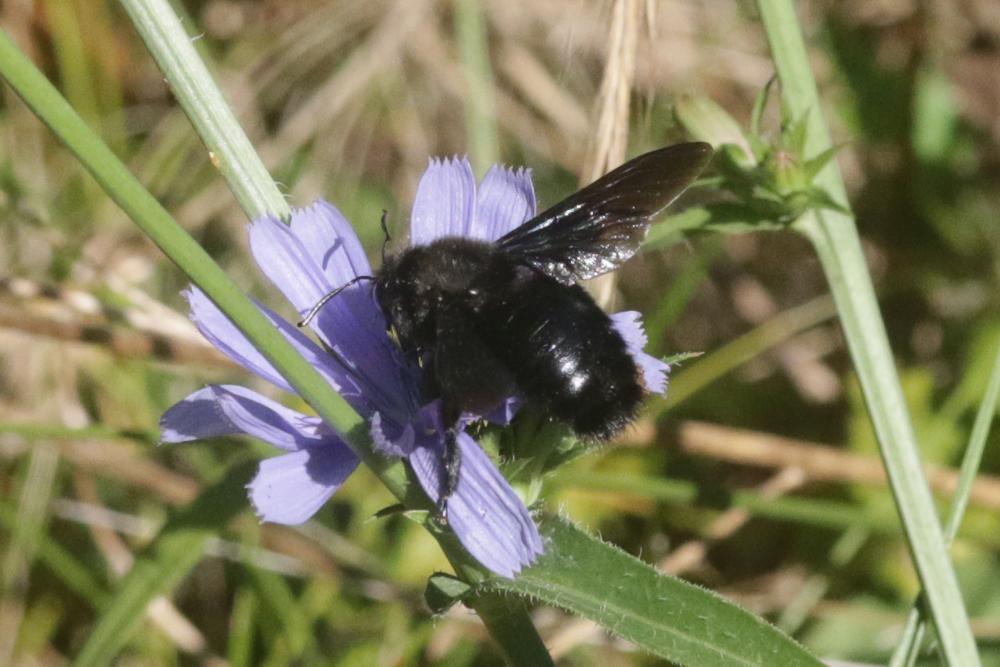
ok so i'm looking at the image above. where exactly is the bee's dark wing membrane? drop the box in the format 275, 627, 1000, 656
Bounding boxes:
496, 142, 712, 284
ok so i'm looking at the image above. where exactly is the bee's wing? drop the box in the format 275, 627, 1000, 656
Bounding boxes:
496, 142, 712, 284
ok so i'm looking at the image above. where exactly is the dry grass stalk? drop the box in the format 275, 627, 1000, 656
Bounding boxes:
679, 420, 1000, 510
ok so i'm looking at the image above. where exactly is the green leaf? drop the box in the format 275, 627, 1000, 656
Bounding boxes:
644, 207, 714, 250
425, 573, 472, 614
644, 203, 787, 251
802, 145, 843, 183
227, 588, 258, 667
372, 503, 407, 519
248, 566, 314, 656
699, 202, 789, 233
673, 94, 755, 166
782, 109, 810, 157
789, 186, 851, 216
911, 65, 959, 162
750, 76, 777, 139
72, 462, 255, 667
487, 515, 823, 667
0, 503, 110, 610
747, 133, 770, 164
662, 351, 704, 366
551, 471, 906, 536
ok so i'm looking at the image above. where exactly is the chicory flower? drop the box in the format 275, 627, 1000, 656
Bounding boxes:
161, 157, 668, 578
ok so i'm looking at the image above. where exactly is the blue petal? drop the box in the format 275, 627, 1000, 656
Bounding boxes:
409, 433, 543, 578
410, 157, 477, 245
483, 396, 522, 426
370, 411, 415, 457
160, 384, 326, 452
475, 165, 536, 241
248, 209, 422, 422
288, 200, 374, 286
248, 443, 360, 525
610, 311, 670, 394
184, 287, 382, 415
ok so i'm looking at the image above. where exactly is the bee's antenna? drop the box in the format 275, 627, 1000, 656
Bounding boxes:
380, 210, 391, 264
297, 275, 374, 328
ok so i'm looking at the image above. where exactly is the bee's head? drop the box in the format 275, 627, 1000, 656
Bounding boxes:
375, 250, 432, 354
375, 239, 496, 355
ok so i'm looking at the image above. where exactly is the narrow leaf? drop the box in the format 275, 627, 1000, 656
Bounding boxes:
782, 109, 810, 157
802, 145, 842, 183
662, 351, 704, 366
750, 76, 777, 139
0, 504, 110, 609
73, 462, 255, 667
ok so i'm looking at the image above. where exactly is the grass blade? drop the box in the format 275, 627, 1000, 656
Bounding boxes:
454, 0, 500, 174
72, 462, 254, 667
0, 25, 393, 495
118, 0, 289, 220
0, 28, 549, 663
755, 2, 980, 663
889, 342, 1000, 666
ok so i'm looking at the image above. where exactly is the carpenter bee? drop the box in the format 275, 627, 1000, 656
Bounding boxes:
301, 142, 712, 511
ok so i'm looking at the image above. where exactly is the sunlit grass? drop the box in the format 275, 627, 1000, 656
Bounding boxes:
1, 1, 999, 664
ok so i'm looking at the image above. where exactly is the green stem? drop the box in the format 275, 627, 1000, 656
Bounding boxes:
469, 593, 555, 666
889, 343, 1000, 667
428, 527, 554, 666
0, 27, 392, 491
0, 27, 549, 663
454, 0, 499, 175
117, 0, 289, 220
756, 2, 980, 665
121, 2, 546, 657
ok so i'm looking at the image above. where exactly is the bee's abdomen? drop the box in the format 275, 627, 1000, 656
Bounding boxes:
480, 269, 642, 440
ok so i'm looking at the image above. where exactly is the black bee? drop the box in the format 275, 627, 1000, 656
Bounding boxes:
302, 142, 712, 509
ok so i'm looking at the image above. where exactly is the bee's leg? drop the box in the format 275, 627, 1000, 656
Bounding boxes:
439, 402, 462, 517
441, 428, 461, 515
431, 304, 514, 517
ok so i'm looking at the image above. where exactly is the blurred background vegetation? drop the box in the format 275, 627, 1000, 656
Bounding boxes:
1, 0, 999, 664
